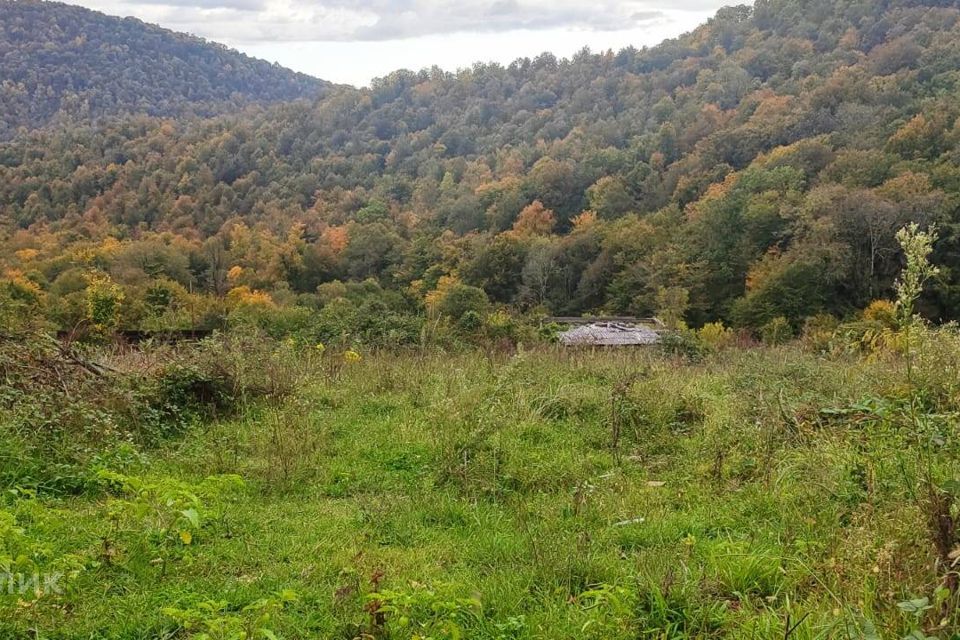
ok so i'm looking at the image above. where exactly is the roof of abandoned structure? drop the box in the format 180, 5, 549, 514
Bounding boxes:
548, 316, 664, 327
558, 322, 662, 346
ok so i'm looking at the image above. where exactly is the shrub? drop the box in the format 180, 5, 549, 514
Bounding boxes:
134, 364, 234, 439
760, 316, 792, 345
437, 284, 489, 321
85, 273, 124, 331
698, 322, 735, 350
0, 326, 289, 495
366, 584, 483, 639
538, 321, 562, 343
863, 299, 898, 328
800, 313, 838, 352
483, 310, 535, 345
457, 310, 483, 333
660, 328, 707, 361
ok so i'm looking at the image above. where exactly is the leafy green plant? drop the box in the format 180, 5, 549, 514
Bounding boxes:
659, 329, 707, 361
0, 509, 37, 577
0, 507, 88, 600
85, 272, 124, 332
760, 316, 792, 346
97, 471, 244, 572
896, 592, 946, 640
162, 590, 299, 640
365, 584, 483, 639
137, 363, 235, 438
698, 321, 735, 351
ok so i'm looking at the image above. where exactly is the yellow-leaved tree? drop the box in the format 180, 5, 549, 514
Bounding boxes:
86, 273, 124, 331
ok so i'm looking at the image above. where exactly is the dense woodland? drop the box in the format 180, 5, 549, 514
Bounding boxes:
0, 0, 328, 138
3, 0, 960, 344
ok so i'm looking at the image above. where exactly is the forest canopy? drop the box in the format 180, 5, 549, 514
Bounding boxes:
0, 0, 329, 137
2, 0, 960, 343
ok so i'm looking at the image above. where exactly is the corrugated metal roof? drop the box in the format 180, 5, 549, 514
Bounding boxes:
558, 322, 661, 346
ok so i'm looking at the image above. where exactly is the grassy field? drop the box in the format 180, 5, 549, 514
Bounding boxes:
3, 336, 960, 639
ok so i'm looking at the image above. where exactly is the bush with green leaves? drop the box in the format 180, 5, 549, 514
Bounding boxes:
0, 321, 281, 495
0, 506, 88, 601
366, 584, 484, 639
162, 590, 299, 640
759, 316, 792, 345
133, 363, 235, 439
659, 328, 707, 361
97, 471, 245, 570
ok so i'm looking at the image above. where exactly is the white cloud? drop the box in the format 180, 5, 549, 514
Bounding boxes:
70, 0, 745, 42
62, 0, 750, 85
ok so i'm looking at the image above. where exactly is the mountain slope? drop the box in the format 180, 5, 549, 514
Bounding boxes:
2, 0, 960, 333
0, 0, 328, 136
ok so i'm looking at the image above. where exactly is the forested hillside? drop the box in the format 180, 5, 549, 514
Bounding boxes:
3, 0, 960, 342
0, 0, 328, 137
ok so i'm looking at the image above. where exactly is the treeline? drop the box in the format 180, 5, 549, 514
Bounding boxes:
0, 0, 328, 138
2, 0, 960, 342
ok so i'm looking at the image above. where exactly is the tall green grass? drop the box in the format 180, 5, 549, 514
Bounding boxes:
2, 337, 960, 638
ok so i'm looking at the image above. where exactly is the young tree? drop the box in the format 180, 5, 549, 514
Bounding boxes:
520, 239, 556, 309
86, 273, 125, 331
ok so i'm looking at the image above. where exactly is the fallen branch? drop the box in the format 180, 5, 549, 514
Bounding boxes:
43, 333, 118, 377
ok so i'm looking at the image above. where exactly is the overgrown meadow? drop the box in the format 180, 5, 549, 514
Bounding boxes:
7, 0, 960, 636
3, 307, 960, 639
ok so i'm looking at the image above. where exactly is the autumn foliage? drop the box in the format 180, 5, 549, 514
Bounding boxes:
2, 0, 960, 340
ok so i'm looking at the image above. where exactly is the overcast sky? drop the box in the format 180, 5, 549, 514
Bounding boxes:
62, 0, 749, 86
